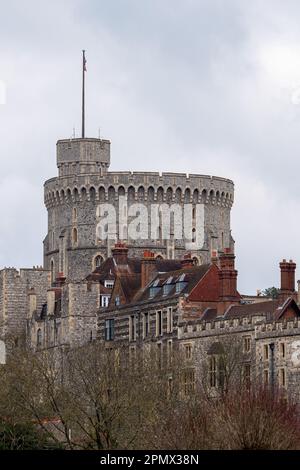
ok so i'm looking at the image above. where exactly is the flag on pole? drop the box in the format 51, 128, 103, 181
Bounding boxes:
83, 53, 87, 72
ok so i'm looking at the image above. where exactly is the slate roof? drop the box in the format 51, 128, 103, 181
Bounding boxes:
134, 264, 211, 303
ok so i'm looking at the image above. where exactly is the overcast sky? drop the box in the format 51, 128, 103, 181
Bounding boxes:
1, 0, 300, 293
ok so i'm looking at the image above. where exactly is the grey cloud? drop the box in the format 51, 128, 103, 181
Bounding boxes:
0, 0, 300, 292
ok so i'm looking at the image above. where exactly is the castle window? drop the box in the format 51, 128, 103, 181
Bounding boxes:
37, 329, 42, 348
167, 376, 173, 397
105, 319, 115, 341
129, 315, 136, 342
280, 342, 286, 358
156, 310, 163, 336
243, 336, 251, 353
192, 228, 196, 243
94, 255, 103, 269
72, 227, 78, 246
167, 307, 173, 333
279, 368, 286, 388
209, 356, 217, 388
143, 312, 149, 338
182, 369, 195, 396
263, 344, 269, 361
100, 295, 110, 308
184, 343, 193, 361
104, 280, 114, 289
72, 208, 77, 221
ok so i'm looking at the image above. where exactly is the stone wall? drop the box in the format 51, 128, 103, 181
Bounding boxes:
0, 268, 50, 342
44, 168, 234, 282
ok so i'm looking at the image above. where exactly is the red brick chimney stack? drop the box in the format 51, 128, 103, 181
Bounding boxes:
181, 253, 194, 269
279, 259, 296, 301
211, 249, 218, 266
111, 242, 129, 265
141, 250, 157, 288
55, 272, 66, 287
217, 248, 239, 314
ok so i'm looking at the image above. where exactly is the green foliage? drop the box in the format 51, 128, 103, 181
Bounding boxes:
261, 287, 280, 299
0, 420, 61, 450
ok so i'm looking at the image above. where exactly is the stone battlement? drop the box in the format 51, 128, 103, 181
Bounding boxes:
44, 171, 234, 209
178, 316, 300, 339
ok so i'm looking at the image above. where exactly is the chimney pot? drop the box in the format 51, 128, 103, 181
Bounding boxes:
141, 251, 157, 288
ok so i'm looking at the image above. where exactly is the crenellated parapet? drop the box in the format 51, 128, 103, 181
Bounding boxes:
178, 316, 300, 340
44, 172, 234, 209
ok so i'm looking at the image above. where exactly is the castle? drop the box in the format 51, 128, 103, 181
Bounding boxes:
1, 129, 300, 400
43, 136, 234, 282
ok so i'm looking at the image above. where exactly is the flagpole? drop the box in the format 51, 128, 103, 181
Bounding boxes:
82, 50, 86, 139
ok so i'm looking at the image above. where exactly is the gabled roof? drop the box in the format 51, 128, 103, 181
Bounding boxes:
223, 296, 300, 321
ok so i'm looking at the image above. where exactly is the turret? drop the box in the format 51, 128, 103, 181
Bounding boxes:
56, 138, 110, 177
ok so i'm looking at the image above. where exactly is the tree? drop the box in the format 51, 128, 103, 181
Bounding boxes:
261, 287, 280, 299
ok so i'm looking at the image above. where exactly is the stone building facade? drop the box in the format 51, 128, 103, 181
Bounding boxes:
43, 137, 234, 282
0, 267, 50, 345
96, 251, 300, 399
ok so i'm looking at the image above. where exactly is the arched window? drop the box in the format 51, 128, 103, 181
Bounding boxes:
72, 207, 77, 221
184, 188, 191, 203
72, 227, 78, 246
148, 186, 155, 201
37, 328, 42, 348
94, 255, 104, 269
89, 187, 96, 201
157, 187, 164, 202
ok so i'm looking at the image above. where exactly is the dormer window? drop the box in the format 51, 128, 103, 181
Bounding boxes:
104, 280, 114, 289
149, 279, 161, 298
163, 277, 174, 296
176, 282, 187, 293
175, 274, 187, 293
115, 296, 120, 306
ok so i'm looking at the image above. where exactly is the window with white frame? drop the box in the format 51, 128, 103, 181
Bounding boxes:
104, 280, 114, 289
100, 295, 110, 307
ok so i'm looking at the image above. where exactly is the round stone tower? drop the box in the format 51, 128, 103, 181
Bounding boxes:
44, 136, 234, 282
